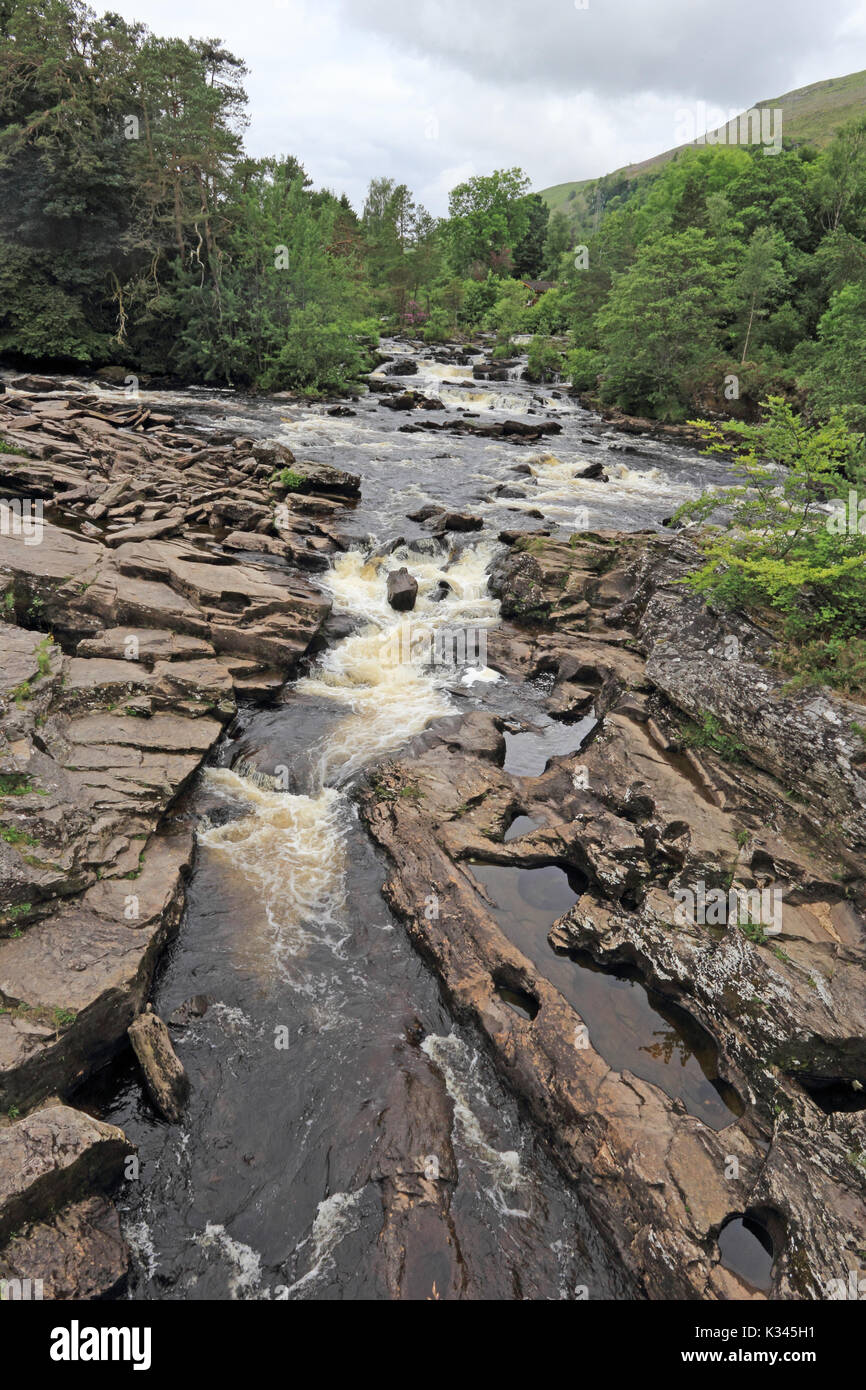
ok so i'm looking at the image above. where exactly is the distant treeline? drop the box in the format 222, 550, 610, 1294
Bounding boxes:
1, 1, 865, 423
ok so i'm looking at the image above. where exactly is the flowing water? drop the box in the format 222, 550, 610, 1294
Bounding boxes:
78, 340, 739, 1301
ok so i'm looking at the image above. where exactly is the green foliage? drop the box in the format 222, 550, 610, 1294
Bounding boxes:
0, 775, 33, 796
3, 0, 865, 425
0, 826, 39, 847
447, 168, 532, 276
35, 636, 53, 677
595, 229, 729, 419
538, 125, 866, 424
681, 713, 745, 762
525, 336, 563, 383
512, 193, 550, 279
4, 902, 32, 920
797, 279, 866, 430
273, 468, 305, 492
674, 399, 866, 694
566, 346, 603, 391
486, 278, 533, 342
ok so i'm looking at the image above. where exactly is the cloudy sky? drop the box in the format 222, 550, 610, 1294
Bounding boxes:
108, 0, 866, 214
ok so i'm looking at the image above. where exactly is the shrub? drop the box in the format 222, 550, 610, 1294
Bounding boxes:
674, 398, 866, 694
525, 336, 563, 383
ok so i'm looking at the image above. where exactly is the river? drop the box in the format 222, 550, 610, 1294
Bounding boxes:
76, 339, 737, 1301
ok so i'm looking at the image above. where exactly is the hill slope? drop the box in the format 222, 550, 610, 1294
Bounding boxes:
540, 68, 866, 222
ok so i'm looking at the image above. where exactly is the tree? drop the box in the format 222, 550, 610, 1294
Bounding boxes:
446, 168, 531, 275
674, 400, 866, 693
799, 280, 866, 429
512, 193, 550, 279
594, 229, 729, 418
735, 227, 789, 363
811, 117, 866, 234
542, 211, 573, 274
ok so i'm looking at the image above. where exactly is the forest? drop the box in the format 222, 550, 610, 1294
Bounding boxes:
1, 0, 865, 432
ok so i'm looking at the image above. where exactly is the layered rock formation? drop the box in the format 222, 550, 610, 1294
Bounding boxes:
358, 531, 866, 1300
0, 379, 356, 1294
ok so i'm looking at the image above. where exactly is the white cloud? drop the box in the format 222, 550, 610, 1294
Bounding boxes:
101, 0, 866, 213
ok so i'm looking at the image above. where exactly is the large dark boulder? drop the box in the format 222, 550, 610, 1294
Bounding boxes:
384, 358, 419, 377
387, 567, 419, 612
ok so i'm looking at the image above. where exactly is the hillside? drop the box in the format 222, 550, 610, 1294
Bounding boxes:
540, 67, 866, 223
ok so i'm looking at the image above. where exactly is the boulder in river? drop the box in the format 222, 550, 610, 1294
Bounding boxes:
574, 460, 608, 481
383, 358, 419, 377
128, 1007, 190, 1124
387, 567, 419, 612
432, 511, 484, 534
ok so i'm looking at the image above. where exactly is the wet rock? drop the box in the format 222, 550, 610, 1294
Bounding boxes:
8, 375, 59, 394
0, 1195, 128, 1300
0, 832, 195, 1110
128, 1007, 190, 1123
168, 995, 210, 1028
367, 378, 403, 395
472, 363, 511, 381
381, 391, 441, 412
407, 506, 443, 523
369, 536, 406, 560
432, 511, 483, 535
361, 1041, 463, 1300
575, 460, 608, 481
398, 417, 561, 443
383, 358, 419, 377
387, 568, 419, 612
0, 1105, 133, 1248
497, 528, 550, 546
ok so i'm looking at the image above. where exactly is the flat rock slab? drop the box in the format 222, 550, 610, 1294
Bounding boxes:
0, 832, 193, 1109
0, 1105, 132, 1247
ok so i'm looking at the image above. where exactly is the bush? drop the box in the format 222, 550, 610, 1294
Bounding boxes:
458, 277, 498, 332
565, 346, 603, 391
423, 309, 453, 343
525, 336, 563, 383
527, 288, 569, 334
674, 398, 866, 694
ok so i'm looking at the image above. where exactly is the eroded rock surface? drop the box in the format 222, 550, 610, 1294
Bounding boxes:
0, 380, 357, 1294
359, 531, 866, 1300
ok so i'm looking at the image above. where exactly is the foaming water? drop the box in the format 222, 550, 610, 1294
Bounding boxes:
423, 1033, 529, 1218
196, 539, 501, 977
295, 540, 501, 783
277, 1190, 367, 1299
198, 770, 348, 979
80, 338, 739, 1301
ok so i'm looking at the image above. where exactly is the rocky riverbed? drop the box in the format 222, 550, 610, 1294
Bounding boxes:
0, 342, 864, 1301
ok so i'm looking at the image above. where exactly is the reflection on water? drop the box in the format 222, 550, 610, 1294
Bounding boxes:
504, 717, 596, 777
469, 864, 741, 1130
718, 1215, 775, 1292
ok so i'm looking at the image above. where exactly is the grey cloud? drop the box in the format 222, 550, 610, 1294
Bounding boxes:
338, 0, 860, 103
